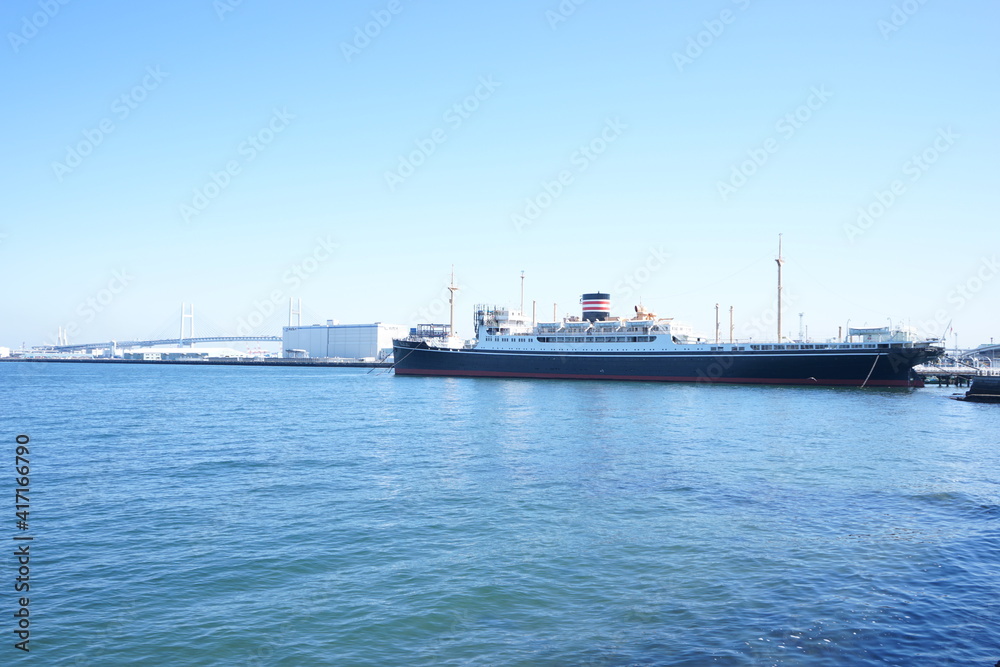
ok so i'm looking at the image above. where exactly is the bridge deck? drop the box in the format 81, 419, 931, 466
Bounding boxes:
43, 336, 282, 352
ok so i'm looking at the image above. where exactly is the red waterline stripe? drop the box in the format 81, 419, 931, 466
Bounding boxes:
393, 368, 917, 387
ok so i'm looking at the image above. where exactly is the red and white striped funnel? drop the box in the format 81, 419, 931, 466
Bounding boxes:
581, 293, 611, 322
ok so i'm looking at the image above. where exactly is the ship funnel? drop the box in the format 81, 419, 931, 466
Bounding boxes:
581, 292, 611, 322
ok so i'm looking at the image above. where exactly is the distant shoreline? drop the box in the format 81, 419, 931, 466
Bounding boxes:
0, 358, 390, 368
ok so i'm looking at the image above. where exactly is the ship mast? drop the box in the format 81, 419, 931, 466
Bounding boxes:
520, 270, 525, 316
775, 234, 784, 342
448, 266, 459, 337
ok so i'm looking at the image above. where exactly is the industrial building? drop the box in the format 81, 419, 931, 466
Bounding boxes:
121, 347, 248, 361
282, 322, 407, 360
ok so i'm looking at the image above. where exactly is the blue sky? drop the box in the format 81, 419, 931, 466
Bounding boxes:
1, 0, 997, 349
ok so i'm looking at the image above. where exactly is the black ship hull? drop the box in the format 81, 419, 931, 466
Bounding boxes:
392, 340, 939, 387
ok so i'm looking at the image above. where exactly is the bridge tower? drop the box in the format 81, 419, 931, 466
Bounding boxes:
288, 298, 302, 327
180, 303, 195, 347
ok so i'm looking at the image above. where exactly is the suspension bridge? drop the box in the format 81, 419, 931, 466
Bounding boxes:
42, 336, 282, 353
33, 302, 305, 353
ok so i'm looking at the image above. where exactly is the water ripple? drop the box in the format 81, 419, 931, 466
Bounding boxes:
3, 365, 998, 665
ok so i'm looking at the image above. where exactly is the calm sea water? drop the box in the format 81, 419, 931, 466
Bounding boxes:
2, 362, 998, 666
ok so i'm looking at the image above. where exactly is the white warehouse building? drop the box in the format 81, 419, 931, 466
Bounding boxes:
282, 322, 407, 360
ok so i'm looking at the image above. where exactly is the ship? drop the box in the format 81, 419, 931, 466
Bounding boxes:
392, 292, 943, 388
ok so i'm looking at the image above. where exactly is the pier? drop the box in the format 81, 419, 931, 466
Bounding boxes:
914, 365, 1000, 387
